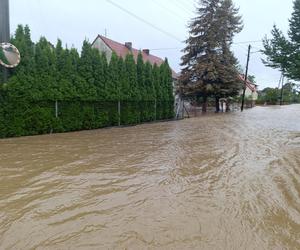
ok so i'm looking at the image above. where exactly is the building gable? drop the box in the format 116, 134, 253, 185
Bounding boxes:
92, 35, 178, 79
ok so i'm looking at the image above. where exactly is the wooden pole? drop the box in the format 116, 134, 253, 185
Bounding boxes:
0, 0, 10, 83
0, 0, 9, 43
241, 45, 251, 112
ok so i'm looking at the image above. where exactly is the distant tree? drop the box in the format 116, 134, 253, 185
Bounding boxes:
258, 87, 279, 105
258, 83, 300, 105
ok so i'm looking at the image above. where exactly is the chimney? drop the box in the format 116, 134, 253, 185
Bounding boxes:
125, 42, 132, 50
143, 49, 150, 55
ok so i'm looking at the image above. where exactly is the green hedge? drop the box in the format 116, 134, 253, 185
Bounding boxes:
0, 99, 174, 138
0, 25, 175, 138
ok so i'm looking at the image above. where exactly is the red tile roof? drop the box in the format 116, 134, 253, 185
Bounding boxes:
93, 35, 178, 79
239, 74, 257, 92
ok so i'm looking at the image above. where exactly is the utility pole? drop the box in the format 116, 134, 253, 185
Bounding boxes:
241, 44, 251, 112
0, 0, 10, 83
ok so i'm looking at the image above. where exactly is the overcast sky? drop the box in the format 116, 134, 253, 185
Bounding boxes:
10, 0, 294, 89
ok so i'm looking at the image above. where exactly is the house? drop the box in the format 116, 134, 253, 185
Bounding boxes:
91, 35, 178, 88
239, 75, 258, 107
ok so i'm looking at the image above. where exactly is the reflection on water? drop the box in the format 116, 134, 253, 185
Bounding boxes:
0, 105, 299, 249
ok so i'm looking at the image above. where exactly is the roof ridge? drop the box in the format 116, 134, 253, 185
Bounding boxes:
98, 35, 164, 59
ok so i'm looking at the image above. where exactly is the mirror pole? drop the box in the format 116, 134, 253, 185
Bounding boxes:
0, 0, 10, 83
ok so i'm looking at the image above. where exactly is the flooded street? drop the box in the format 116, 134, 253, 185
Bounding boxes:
0, 105, 299, 249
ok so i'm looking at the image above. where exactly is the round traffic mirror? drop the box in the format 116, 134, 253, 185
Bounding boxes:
0, 43, 21, 68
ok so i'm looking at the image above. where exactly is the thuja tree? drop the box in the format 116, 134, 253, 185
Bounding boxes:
180, 0, 243, 112
160, 59, 174, 118
152, 63, 163, 119
121, 53, 140, 124
143, 61, 156, 121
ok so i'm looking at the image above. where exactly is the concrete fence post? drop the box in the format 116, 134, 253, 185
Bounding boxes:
118, 100, 121, 126
154, 99, 157, 121
55, 100, 58, 118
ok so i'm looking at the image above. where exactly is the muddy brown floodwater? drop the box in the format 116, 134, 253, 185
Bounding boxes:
0, 105, 300, 250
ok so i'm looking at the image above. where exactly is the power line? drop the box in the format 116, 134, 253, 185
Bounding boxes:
233, 40, 262, 44
182, 0, 198, 9
150, 47, 182, 51
251, 50, 262, 54
149, 40, 263, 51
173, 0, 194, 16
152, 0, 187, 22
232, 43, 250, 52
106, 0, 182, 42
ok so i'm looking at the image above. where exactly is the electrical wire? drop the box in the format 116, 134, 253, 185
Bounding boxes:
106, 0, 182, 42
234, 40, 262, 44
149, 40, 263, 51
173, 0, 194, 16
152, 0, 187, 22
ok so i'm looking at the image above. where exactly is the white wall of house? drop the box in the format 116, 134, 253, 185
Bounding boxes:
92, 37, 113, 62
245, 87, 258, 101
239, 87, 258, 101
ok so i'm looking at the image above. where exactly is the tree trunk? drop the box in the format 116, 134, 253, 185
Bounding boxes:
226, 100, 230, 112
202, 95, 207, 113
215, 96, 220, 113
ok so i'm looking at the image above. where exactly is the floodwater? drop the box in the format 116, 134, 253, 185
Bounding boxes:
0, 105, 299, 250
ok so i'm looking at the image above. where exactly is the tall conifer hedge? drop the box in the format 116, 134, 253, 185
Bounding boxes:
0, 25, 174, 138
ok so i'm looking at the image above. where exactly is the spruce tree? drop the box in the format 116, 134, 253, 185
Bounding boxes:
215, 0, 243, 109
180, 0, 220, 112
180, 0, 243, 112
